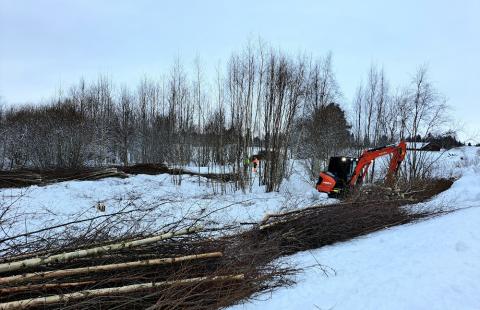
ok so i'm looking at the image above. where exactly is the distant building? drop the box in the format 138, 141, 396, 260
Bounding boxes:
406, 142, 441, 152
420, 142, 441, 152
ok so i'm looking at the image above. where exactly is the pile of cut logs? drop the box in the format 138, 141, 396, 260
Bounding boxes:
0, 164, 238, 189
0, 168, 128, 188
0, 226, 290, 309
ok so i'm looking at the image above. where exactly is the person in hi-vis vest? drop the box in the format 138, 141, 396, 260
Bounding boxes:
252, 157, 259, 173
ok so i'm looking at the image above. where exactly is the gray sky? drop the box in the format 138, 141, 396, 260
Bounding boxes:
1, 0, 479, 142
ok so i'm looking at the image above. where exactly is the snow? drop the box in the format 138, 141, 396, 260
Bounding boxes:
0, 161, 328, 239
405, 141, 430, 149
4, 147, 474, 240
2, 146, 480, 309
231, 146, 480, 310
231, 206, 480, 310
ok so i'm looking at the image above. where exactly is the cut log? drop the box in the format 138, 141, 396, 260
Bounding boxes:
0, 280, 96, 294
0, 226, 202, 274
0, 252, 222, 285
0, 274, 245, 309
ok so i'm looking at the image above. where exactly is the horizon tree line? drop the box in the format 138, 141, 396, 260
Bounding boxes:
0, 42, 452, 191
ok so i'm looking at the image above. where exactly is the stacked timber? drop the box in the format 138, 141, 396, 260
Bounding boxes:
0, 165, 237, 189
0, 227, 233, 309
0, 172, 42, 188
0, 168, 128, 188
0, 225, 289, 309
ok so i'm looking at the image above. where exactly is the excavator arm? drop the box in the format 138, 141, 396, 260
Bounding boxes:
349, 141, 407, 187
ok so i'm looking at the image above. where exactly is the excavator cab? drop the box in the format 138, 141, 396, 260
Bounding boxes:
316, 157, 357, 196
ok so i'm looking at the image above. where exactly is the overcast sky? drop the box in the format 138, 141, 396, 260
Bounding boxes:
1, 0, 479, 142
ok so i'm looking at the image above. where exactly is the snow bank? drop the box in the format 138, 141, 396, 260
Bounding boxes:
231, 146, 480, 309
232, 205, 480, 310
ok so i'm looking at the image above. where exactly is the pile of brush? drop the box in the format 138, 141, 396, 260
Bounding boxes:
0, 226, 294, 310
256, 201, 421, 255
0, 168, 128, 188
0, 178, 453, 309
0, 164, 238, 189
116, 164, 238, 183
0, 171, 43, 188
255, 178, 453, 255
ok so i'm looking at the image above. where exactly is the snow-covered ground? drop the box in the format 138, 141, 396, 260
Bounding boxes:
1, 146, 479, 309
3, 147, 472, 240
231, 146, 480, 310
232, 205, 480, 310
0, 161, 327, 238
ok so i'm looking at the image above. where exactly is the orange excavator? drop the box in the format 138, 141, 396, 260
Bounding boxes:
316, 141, 407, 196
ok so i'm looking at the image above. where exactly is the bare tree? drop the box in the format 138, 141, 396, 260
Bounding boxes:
352, 83, 364, 151
0, 44, 452, 193
261, 50, 306, 191
0, 97, 6, 169
114, 86, 135, 166
299, 53, 346, 180
405, 66, 448, 180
